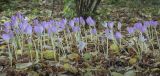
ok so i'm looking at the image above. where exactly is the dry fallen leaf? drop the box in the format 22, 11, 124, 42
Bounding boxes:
129, 57, 137, 65
15, 49, 23, 55
67, 53, 80, 61
63, 63, 78, 73
110, 44, 120, 54
42, 50, 57, 60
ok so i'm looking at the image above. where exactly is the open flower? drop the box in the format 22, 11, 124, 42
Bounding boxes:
51, 26, 58, 33
61, 18, 67, 25
143, 21, 150, 27
33, 19, 39, 26
86, 16, 95, 26
41, 21, 49, 29
90, 28, 97, 35
2, 33, 14, 41
127, 27, 135, 34
57, 21, 65, 29
72, 26, 80, 32
69, 20, 75, 27
16, 12, 24, 20
2, 34, 11, 41
34, 25, 44, 34
10, 15, 18, 26
80, 17, 85, 26
105, 29, 114, 40
73, 17, 80, 23
108, 21, 114, 29
19, 20, 29, 32
24, 25, 32, 35
150, 20, 158, 27
4, 22, 11, 29
140, 26, 147, 33
134, 22, 143, 31
115, 32, 122, 39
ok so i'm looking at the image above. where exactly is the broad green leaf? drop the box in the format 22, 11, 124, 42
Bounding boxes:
43, 50, 57, 60
63, 63, 78, 73
129, 57, 137, 65
67, 53, 80, 61
124, 70, 136, 76
110, 44, 119, 54
16, 62, 32, 69
111, 72, 123, 76
83, 53, 92, 61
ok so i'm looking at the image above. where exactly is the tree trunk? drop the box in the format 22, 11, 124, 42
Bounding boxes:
75, 0, 101, 18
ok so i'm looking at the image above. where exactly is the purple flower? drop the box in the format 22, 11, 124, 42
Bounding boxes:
150, 20, 158, 27
33, 19, 39, 26
143, 21, 150, 27
80, 17, 85, 26
140, 26, 147, 33
49, 20, 55, 25
115, 32, 122, 39
105, 29, 114, 40
90, 28, 97, 34
24, 25, 32, 35
4, 28, 12, 33
69, 20, 75, 27
118, 22, 122, 30
61, 18, 67, 25
34, 25, 44, 34
72, 26, 80, 32
1, 33, 14, 41
73, 17, 80, 23
51, 26, 57, 33
57, 21, 65, 29
47, 26, 58, 35
134, 22, 143, 30
127, 27, 135, 34
16, 12, 24, 20
19, 21, 28, 32
108, 21, 114, 29
4, 22, 11, 29
86, 16, 95, 26
10, 16, 17, 26
2, 34, 11, 41
41, 21, 48, 29
77, 41, 87, 51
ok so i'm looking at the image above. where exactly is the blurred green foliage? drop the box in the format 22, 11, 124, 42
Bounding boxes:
0, 0, 159, 20
63, 0, 76, 18
106, 0, 160, 8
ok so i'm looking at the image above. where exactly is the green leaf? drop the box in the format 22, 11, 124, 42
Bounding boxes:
43, 50, 57, 60
124, 70, 136, 76
67, 53, 80, 61
83, 53, 92, 61
28, 71, 39, 76
16, 62, 32, 69
63, 63, 78, 73
111, 72, 123, 76
110, 44, 120, 54
84, 71, 92, 76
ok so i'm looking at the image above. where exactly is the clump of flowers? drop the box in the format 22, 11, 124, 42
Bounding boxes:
0, 13, 159, 66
